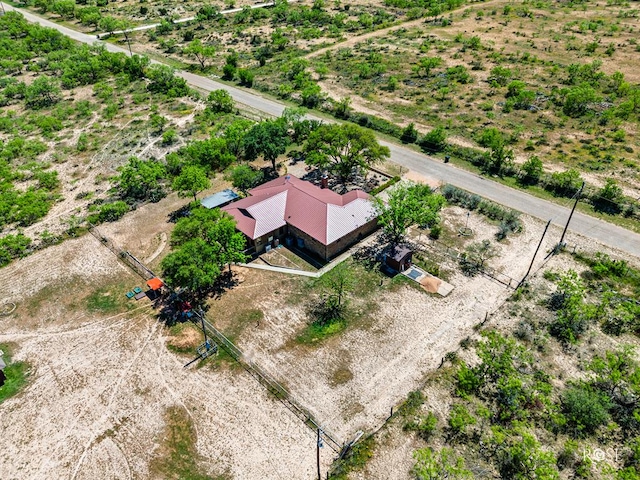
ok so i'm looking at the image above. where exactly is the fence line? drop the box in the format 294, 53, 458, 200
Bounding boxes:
414, 237, 517, 288
88, 224, 343, 453
199, 316, 343, 452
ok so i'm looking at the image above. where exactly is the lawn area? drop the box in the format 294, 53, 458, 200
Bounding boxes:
0, 343, 30, 404
149, 406, 229, 480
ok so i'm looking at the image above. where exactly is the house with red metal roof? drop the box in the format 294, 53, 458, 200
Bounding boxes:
221, 175, 378, 261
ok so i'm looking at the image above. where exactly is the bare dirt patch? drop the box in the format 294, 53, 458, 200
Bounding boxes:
0, 233, 332, 480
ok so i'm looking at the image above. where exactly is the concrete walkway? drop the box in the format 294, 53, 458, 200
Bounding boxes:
239, 239, 365, 278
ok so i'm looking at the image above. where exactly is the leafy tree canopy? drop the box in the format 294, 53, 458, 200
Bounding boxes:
305, 123, 390, 182
162, 208, 247, 291
373, 182, 445, 244
115, 157, 166, 202
172, 165, 210, 202
241, 119, 290, 170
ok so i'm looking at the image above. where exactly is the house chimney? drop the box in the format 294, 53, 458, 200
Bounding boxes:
321, 174, 328, 189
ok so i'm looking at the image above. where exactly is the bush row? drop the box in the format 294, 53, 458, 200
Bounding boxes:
442, 184, 522, 239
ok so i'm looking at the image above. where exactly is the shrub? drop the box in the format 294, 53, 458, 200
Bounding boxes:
401, 123, 419, 144
545, 169, 583, 197
237, 68, 255, 87
370, 176, 400, 195
0, 233, 32, 267
593, 178, 624, 214
456, 362, 481, 397
548, 270, 595, 344
418, 126, 447, 152
448, 404, 476, 437
561, 384, 611, 437
404, 412, 438, 441
95, 201, 129, 223
519, 156, 543, 185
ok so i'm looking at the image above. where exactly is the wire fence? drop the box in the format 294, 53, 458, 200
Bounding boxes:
414, 236, 518, 289
88, 225, 156, 280
198, 315, 343, 452
88, 223, 344, 453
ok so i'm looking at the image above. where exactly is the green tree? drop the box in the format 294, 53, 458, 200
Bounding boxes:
373, 182, 445, 244
223, 118, 254, 156
77, 6, 102, 28
413, 447, 472, 480
237, 68, 255, 87
161, 238, 222, 291
146, 65, 190, 98
206, 89, 234, 114
488, 66, 513, 88
563, 83, 599, 117
179, 137, 234, 172
98, 15, 119, 36
548, 270, 594, 344
242, 119, 290, 171
225, 164, 264, 193
184, 39, 216, 70
162, 208, 247, 290
413, 56, 443, 77
25, 76, 61, 109
304, 123, 390, 183
484, 140, 514, 176
115, 157, 166, 202
172, 165, 210, 202
520, 156, 543, 185
547, 169, 583, 197
52, 0, 76, 19
320, 261, 355, 307
418, 126, 447, 152
400, 123, 419, 144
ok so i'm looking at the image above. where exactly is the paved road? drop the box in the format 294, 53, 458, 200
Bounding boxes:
4, 3, 640, 258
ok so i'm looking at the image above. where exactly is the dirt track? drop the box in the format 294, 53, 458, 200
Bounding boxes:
0, 208, 332, 480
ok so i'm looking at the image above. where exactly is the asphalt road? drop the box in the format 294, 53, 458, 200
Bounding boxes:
4, 3, 639, 258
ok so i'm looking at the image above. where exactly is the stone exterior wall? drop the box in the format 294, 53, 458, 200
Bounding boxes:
288, 226, 328, 260
288, 218, 379, 261
248, 226, 287, 254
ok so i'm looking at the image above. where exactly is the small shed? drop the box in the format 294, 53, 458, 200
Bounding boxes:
385, 245, 413, 272
201, 189, 239, 209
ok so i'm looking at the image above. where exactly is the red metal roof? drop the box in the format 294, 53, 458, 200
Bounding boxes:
222, 175, 376, 245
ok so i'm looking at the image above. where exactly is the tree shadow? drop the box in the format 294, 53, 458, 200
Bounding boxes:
167, 204, 192, 223
155, 271, 240, 326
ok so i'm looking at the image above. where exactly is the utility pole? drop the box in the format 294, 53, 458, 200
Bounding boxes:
556, 182, 584, 254
317, 428, 323, 480
518, 219, 551, 289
